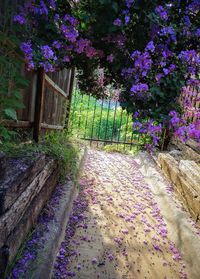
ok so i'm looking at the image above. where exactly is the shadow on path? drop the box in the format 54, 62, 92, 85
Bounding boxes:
53, 149, 199, 279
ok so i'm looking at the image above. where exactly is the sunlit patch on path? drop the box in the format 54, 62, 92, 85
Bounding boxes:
53, 149, 199, 279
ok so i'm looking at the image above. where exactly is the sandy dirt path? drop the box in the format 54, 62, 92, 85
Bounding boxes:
53, 149, 200, 279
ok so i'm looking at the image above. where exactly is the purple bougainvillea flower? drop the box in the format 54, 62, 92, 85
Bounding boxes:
121, 228, 129, 234
64, 14, 79, 26
107, 54, 114, 63
125, 15, 130, 25
107, 254, 115, 262
14, 13, 26, 24
153, 244, 162, 252
126, 0, 134, 8
77, 264, 82, 270
91, 257, 98, 264
113, 18, 122, 26
40, 45, 55, 59
114, 237, 123, 245
155, 5, 169, 21
60, 24, 79, 42
145, 41, 155, 53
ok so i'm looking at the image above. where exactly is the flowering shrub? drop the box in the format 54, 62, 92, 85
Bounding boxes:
105, 0, 200, 146
14, 0, 99, 72
14, 0, 200, 147
170, 111, 200, 143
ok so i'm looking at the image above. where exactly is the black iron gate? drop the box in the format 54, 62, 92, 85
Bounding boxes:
69, 85, 142, 148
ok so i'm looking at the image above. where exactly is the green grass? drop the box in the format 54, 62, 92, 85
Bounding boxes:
0, 130, 79, 181
69, 90, 142, 145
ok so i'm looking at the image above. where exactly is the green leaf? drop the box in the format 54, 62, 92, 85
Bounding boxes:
15, 76, 30, 88
81, 22, 87, 29
13, 90, 22, 100
112, 2, 118, 13
4, 108, 17, 120
99, 0, 111, 4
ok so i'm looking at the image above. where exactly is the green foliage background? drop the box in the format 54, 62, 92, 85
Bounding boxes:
69, 89, 143, 145
0, 2, 29, 142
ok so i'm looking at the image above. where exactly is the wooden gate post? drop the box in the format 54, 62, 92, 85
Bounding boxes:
33, 68, 45, 142
65, 67, 75, 129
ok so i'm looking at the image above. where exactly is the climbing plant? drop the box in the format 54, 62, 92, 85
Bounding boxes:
0, 4, 29, 142
14, 0, 200, 147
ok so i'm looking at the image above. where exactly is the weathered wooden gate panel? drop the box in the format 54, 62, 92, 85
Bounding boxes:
1, 0, 75, 139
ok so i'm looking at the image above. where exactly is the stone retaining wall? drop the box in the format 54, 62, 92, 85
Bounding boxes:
158, 141, 200, 226
0, 153, 58, 277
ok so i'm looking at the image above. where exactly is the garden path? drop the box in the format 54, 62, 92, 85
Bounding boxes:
53, 149, 200, 279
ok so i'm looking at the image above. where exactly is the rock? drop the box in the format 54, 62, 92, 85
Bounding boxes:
158, 153, 200, 224
179, 160, 200, 194
171, 139, 200, 162
186, 139, 200, 155
169, 149, 182, 159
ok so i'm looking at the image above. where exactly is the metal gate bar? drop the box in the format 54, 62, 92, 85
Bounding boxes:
91, 98, 97, 140
104, 98, 111, 143
111, 100, 118, 143
81, 138, 140, 145
69, 88, 143, 147
84, 94, 91, 138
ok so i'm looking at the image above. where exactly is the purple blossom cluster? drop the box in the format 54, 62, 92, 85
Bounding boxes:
113, 18, 122, 26
13, 13, 27, 25
107, 54, 114, 63
125, 0, 134, 9
75, 39, 90, 54
145, 41, 155, 53
14, 1, 99, 72
130, 83, 150, 99
169, 110, 200, 144
41, 45, 56, 60
14, 0, 200, 145
155, 5, 169, 21
64, 14, 79, 27
159, 26, 176, 42
60, 24, 79, 43
186, 0, 200, 15
20, 41, 34, 70
178, 50, 200, 75
133, 119, 162, 146
130, 50, 152, 81
118, 0, 200, 146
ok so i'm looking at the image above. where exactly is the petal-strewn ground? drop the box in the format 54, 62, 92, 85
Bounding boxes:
53, 149, 200, 279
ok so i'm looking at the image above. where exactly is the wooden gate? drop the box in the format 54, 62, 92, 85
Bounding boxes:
1, 0, 75, 141
33, 68, 75, 141
4, 68, 75, 142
